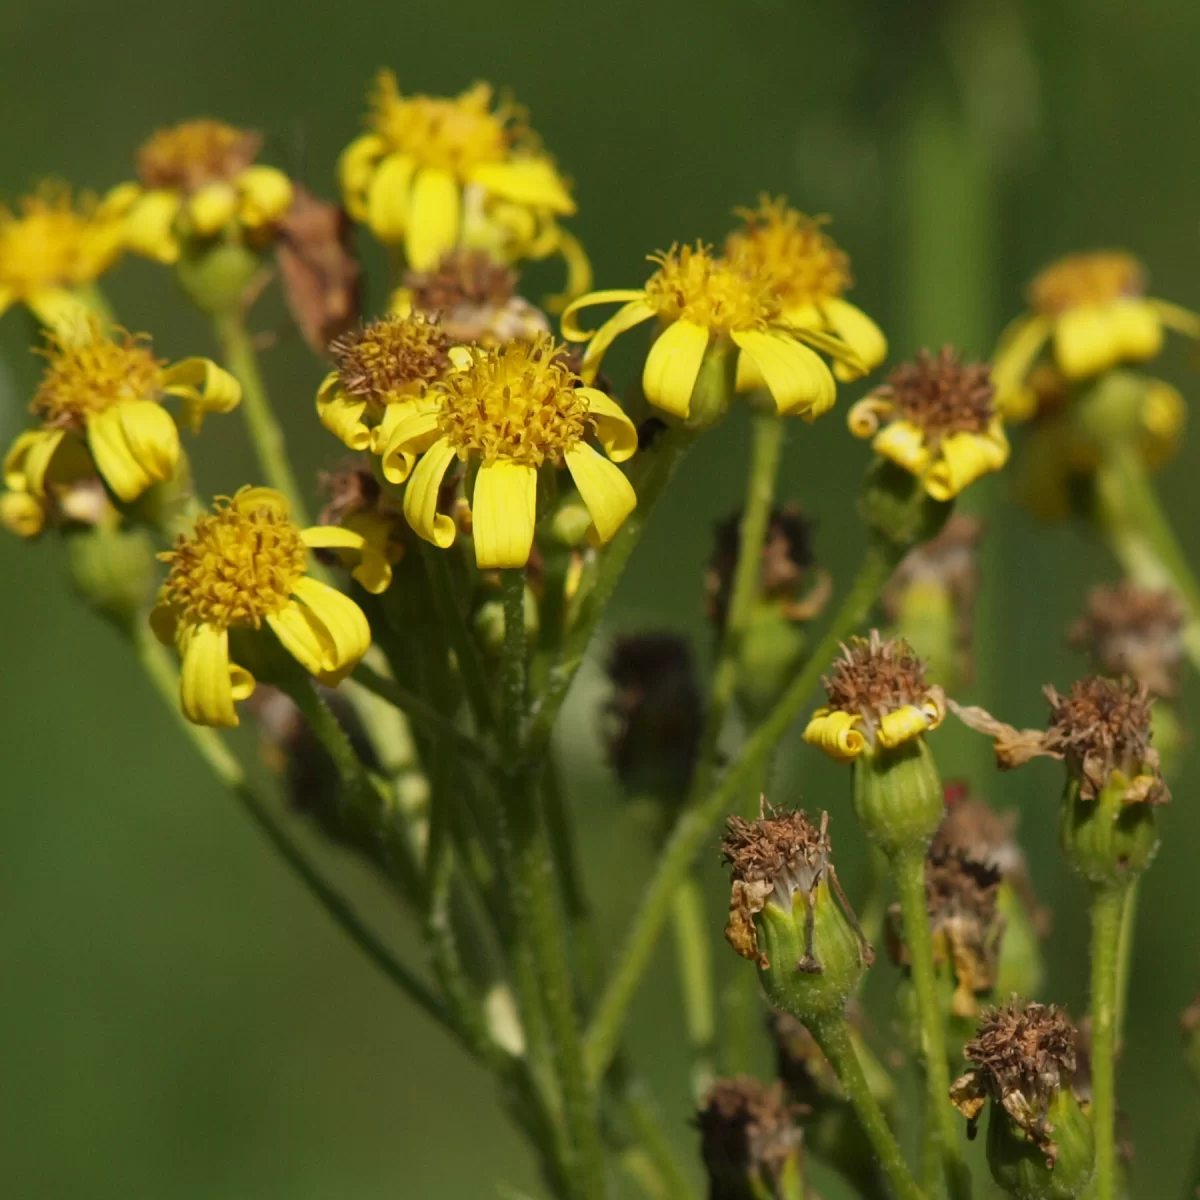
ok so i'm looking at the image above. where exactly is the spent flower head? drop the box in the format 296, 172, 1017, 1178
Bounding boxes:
849, 347, 1008, 502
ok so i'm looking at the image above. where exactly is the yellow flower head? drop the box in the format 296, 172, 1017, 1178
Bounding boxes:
318, 311, 457, 452
992, 250, 1200, 419
152, 487, 384, 727
848, 347, 1009, 501
804, 631, 945, 763
726, 197, 887, 381
382, 330, 637, 568
0, 183, 127, 327
562, 242, 865, 425
2, 318, 241, 534
339, 71, 577, 276
120, 119, 294, 264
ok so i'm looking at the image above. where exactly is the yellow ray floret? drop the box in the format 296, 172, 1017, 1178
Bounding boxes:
2, 318, 240, 536
726, 196, 887, 382
992, 251, 1200, 419
340, 71, 577, 280
118, 120, 293, 264
152, 487, 386, 727
804, 699, 945, 762
0, 182, 129, 328
382, 331, 637, 569
562, 242, 866, 424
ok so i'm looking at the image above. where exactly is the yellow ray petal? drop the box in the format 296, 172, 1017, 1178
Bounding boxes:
1150, 299, 1200, 339
161, 358, 242, 432
237, 165, 294, 229
339, 133, 389, 222
366, 152, 417, 244
991, 313, 1051, 419
1110, 298, 1163, 363
316, 375, 372, 451
561, 290, 651, 341
403, 437, 458, 548
643, 318, 709, 418
872, 420, 931, 476
803, 709, 866, 762
378, 407, 442, 484
301, 524, 391, 596
86, 406, 156, 501
290, 575, 372, 684
577, 388, 638, 463
114, 399, 181, 485
470, 460, 537, 569
847, 395, 894, 439
407, 166, 461, 270
267, 601, 330, 678
184, 182, 239, 237
180, 622, 248, 728
27, 288, 92, 333
469, 157, 575, 215
5, 428, 64, 495
822, 297, 887, 377
124, 189, 183, 263
1053, 305, 1123, 379
564, 443, 636, 546
731, 329, 835, 419
0, 490, 45, 537
233, 487, 291, 518
925, 425, 1010, 501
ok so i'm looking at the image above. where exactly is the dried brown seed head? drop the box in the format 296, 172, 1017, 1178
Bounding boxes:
722, 808, 831, 893
822, 631, 939, 733
136, 119, 262, 191
328, 311, 454, 406
1069, 581, 1186, 699
1044, 675, 1166, 803
871, 346, 995, 439
696, 1076, 803, 1196
405, 249, 517, 313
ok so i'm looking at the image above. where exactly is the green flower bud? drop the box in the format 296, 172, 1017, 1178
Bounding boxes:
695, 1077, 804, 1200
722, 808, 872, 1023
680, 336, 738, 432
474, 584, 539, 658
550, 499, 593, 548
951, 1000, 1094, 1200
858, 457, 951, 555
64, 521, 156, 629
805, 633, 947, 857
175, 235, 265, 316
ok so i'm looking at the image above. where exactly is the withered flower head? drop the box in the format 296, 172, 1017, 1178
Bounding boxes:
136, 120, 262, 192
705, 504, 830, 630
400, 249, 550, 345
328, 311, 454, 408
950, 1000, 1078, 1162
890, 846, 1004, 1019
696, 1077, 804, 1200
604, 633, 702, 803
805, 631, 945, 761
1069, 581, 1186, 699
1044, 675, 1166, 805
874, 347, 996, 439
721, 806, 870, 975
933, 785, 1023, 878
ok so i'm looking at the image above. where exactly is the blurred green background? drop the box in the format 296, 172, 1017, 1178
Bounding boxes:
3, 0, 1200, 1195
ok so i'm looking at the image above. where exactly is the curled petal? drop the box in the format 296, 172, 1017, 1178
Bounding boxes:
377, 406, 441, 484
822, 297, 887, 378
366, 152, 417, 244
233, 487, 290, 518
161, 358, 242, 432
124, 189, 183, 263
926, 424, 1010, 501
561, 290, 650, 341
546, 227, 593, 309
577, 388, 637, 463
86, 406, 160, 501
878, 704, 935, 750
471, 460, 537, 568
872, 420, 931, 476
564, 443, 636, 546
403, 438, 458, 548
5, 428, 64, 495
316, 374, 372, 451
847, 395, 893, 438
407, 166, 461, 270
803, 709, 866, 762
469, 157, 575, 215
643, 318, 709, 418
1, 490, 46, 537
289, 575, 372, 684
300, 524, 391, 596
237, 165, 294, 229
991, 314, 1051, 420
179, 622, 251, 728
339, 133, 389, 221
732, 329, 835, 419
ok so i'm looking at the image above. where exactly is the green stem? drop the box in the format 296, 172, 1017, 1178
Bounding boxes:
1090, 884, 1126, 1200
130, 626, 449, 1035
620, 1080, 700, 1200
894, 850, 969, 1199
583, 542, 898, 1084
526, 429, 693, 757
809, 1011, 923, 1200
213, 312, 310, 526
688, 410, 784, 803
1115, 876, 1140, 1042
671, 874, 716, 1101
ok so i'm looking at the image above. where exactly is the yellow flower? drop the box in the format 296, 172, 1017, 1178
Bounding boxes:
317, 311, 459, 452
0, 183, 127, 328
2, 319, 241, 535
726, 196, 887, 382
339, 71, 577, 275
848, 347, 1009, 501
804, 632, 946, 763
383, 331, 637, 569
561, 242, 864, 424
152, 487, 385, 727
120, 120, 294, 264
993, 251, 1200, 418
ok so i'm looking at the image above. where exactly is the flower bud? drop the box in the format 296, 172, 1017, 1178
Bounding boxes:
951, 1001, 1094, 1200
721, 807, 872, 1022
174, 235, 264, 316
695, 1077, 804, 1200
805, 632, 947, 856
858, 457, 951, 555
64, 521, 156, 629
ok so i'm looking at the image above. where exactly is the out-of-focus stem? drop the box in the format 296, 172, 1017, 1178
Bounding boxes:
1090, 884, 1126, 1200
671, 873, 716, 1100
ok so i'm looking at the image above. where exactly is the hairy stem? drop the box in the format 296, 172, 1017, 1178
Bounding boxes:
1090, 884, 1126, 1200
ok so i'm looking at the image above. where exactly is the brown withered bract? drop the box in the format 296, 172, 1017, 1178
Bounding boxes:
1069, 580, 1186, 699
705, 504, 831, 631
950, 1000, 1078, 1162
871, 346, 995, 440
275, 185, 362, 355
695, 1077, 803, 1197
